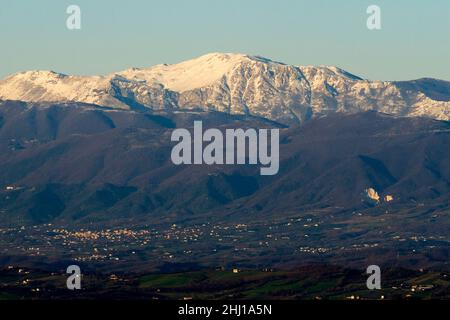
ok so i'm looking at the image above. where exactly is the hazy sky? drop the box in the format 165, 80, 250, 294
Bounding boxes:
1, 0, 449, 80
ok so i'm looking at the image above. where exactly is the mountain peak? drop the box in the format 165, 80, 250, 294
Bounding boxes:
5, 70, 67, 81
117, 52, 254, 92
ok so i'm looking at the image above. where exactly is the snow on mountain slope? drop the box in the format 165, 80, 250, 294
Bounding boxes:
118, 53, 249, 92
116, 52, 312, 122
0, 53, 449, 124
298, 65, 450, 121
0, 71, 127, 109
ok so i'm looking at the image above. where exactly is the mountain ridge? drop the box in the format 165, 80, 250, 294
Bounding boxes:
1, 53, 449, 124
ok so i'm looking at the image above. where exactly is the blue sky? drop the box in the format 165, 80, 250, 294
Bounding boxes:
1, 0, 449, 80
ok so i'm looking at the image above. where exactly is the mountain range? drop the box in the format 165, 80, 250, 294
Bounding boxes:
0, 101, 448, 227
0, 53, 449, 270
1, 53, 449, 125
0, 102, 448, 271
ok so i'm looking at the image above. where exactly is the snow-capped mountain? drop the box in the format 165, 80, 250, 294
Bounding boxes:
0, 53, 449, 124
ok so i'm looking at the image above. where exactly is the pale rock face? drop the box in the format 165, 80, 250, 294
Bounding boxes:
0, 53, 449, 124
366, 188, 381, 203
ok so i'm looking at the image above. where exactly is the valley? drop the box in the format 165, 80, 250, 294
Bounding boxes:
0, 101, 448, 274
1, 264, 449, 300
